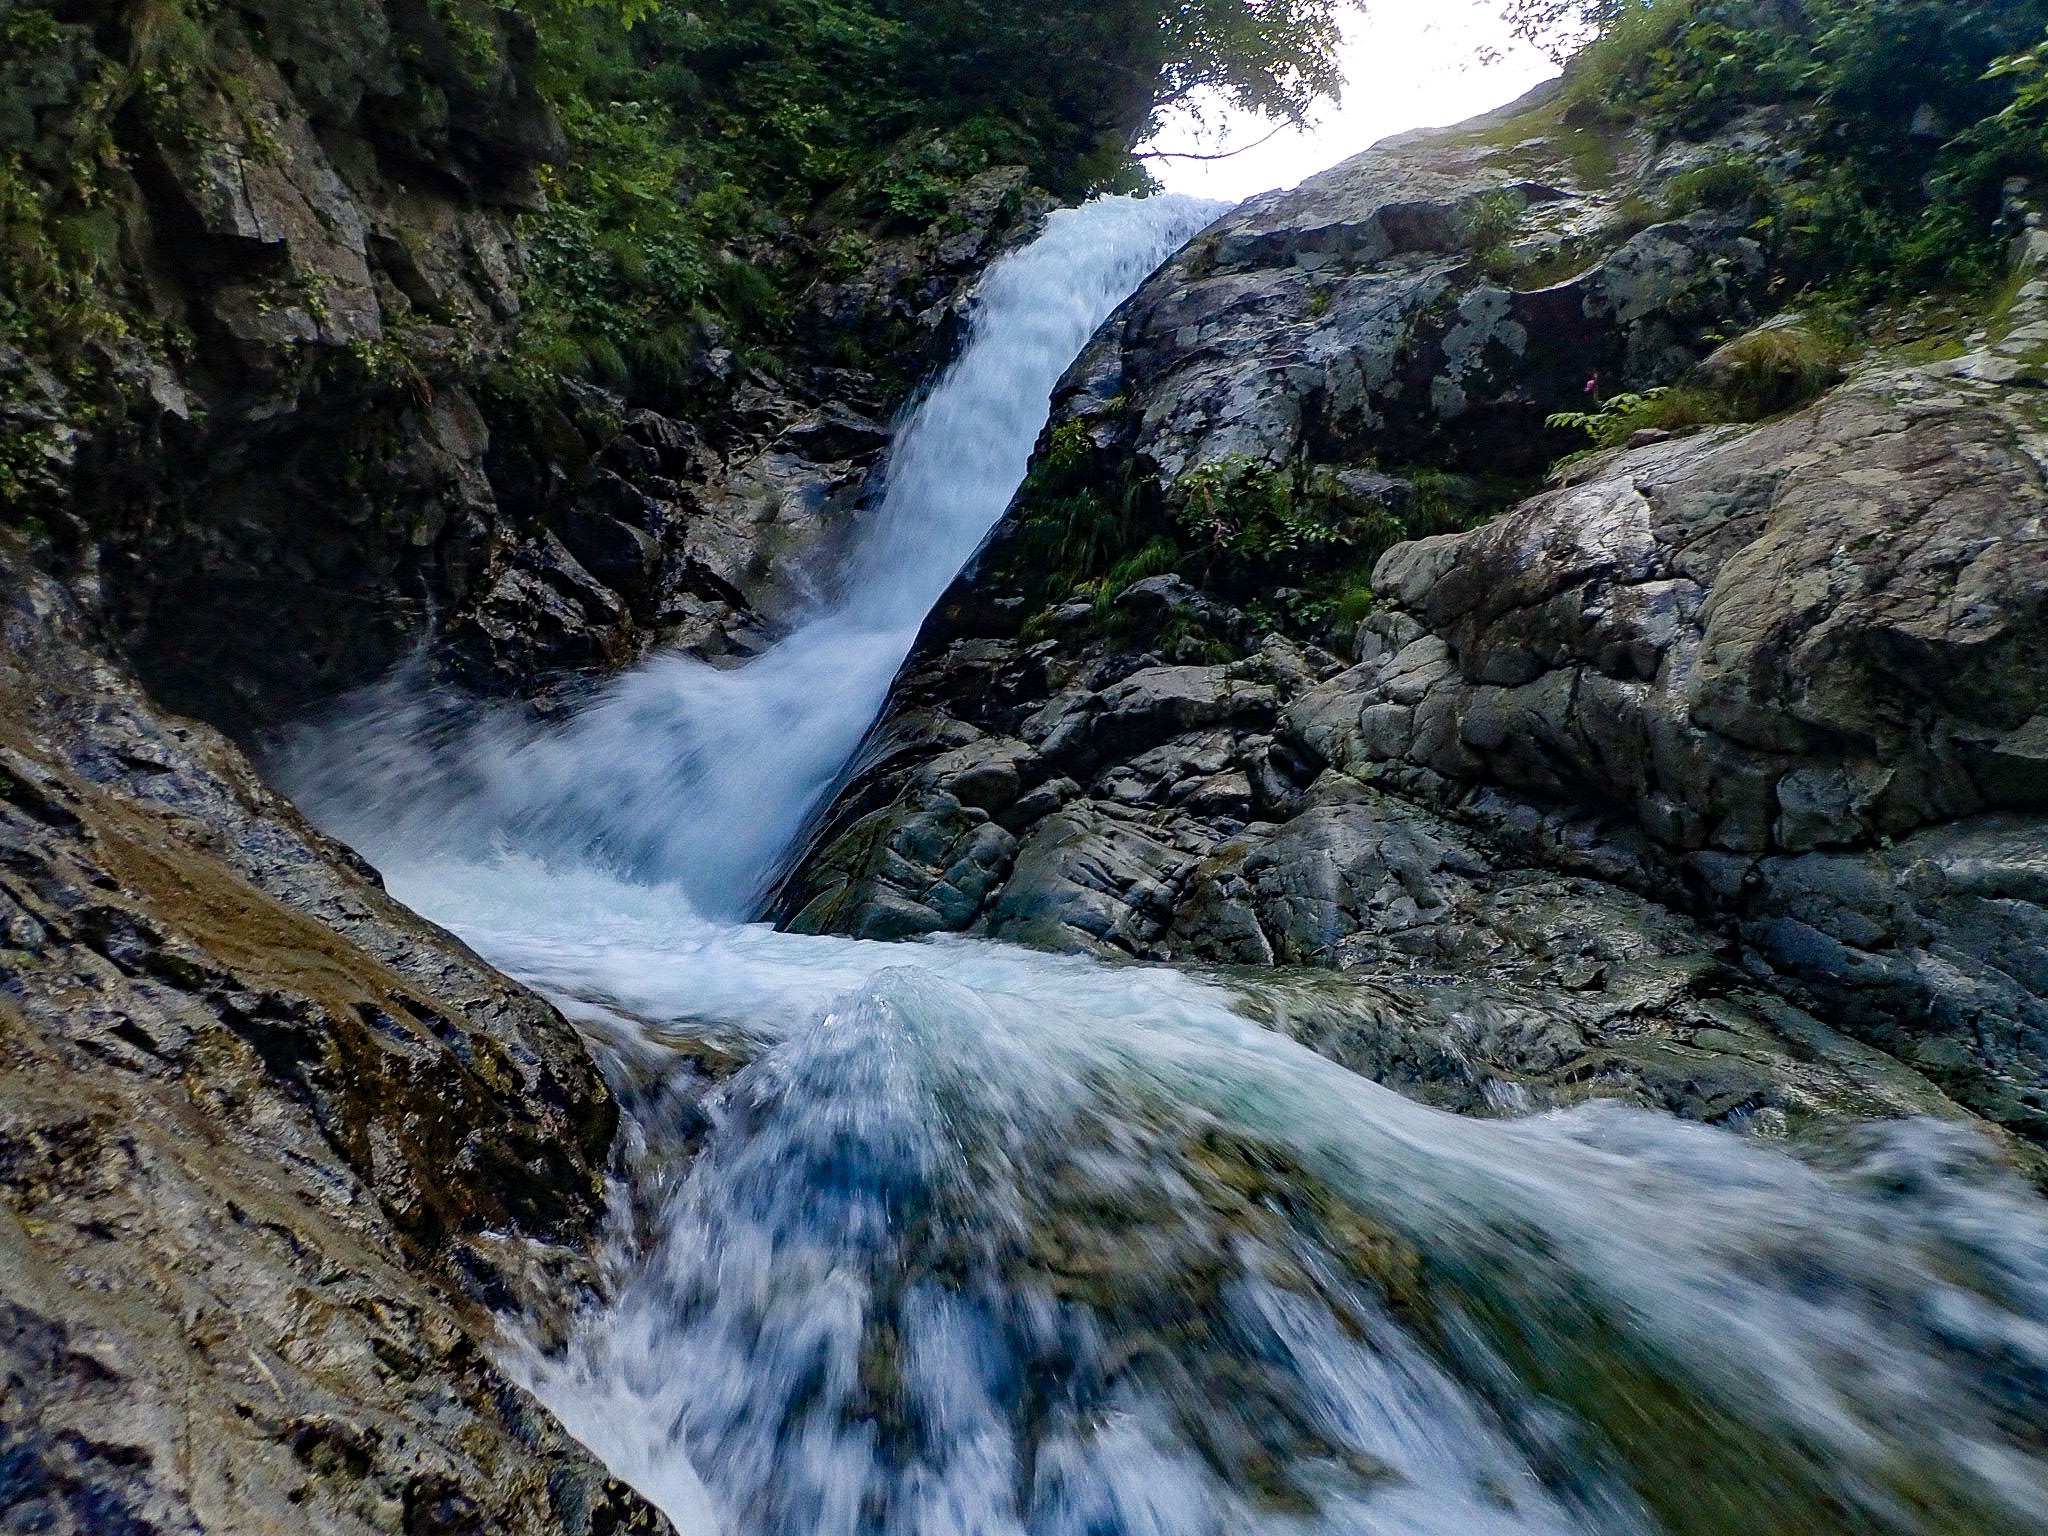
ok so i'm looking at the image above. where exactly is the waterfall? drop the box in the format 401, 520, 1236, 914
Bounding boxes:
285, 195, 2048, 1536
289, 194, 1223, 922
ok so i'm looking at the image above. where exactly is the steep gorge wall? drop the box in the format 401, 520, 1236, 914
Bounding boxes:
4, 0, 560, 728
1, 0, 1039, 739
0, 5, 1059, 1525
0, 10, 691, 1527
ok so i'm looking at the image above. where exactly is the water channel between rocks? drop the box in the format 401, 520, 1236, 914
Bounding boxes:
284, 194, 2048, 1536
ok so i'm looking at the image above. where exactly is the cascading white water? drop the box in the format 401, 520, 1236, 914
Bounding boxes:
300, 195, 1222, 921
285, 195, 2048, 1536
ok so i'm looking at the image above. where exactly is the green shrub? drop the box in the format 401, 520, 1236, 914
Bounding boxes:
1694, 318, 1848, 416
1333, 580, 1378, 632
1546, 317, 1848, 471
1516, 0, 2048, 299
1466, 189, 1529, 276
0, 156, 126, 364
1554, 0, 1702, 108
1009, 433, 1516, 644
1176, 456, 1340, 565
1013, 420, 1152, 601
1090, 536, 1184, 609
0, 424, 63, 510
1661, 154, 1771, 217
1547, 386, 1722, 448
1466, 190, 1528, 249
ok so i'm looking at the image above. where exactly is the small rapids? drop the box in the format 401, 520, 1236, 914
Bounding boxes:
285, 194, 2048, 1536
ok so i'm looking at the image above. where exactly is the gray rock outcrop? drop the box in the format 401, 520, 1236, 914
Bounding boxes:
783, 90, 2048, 1167
1299, 349, 2048, 1146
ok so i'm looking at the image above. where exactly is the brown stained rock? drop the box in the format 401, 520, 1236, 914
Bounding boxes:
0, 546, 671, 1533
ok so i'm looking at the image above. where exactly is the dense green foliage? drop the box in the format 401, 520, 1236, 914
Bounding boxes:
1515, 0, 2048, 298
1008, 425, 1493, 648
498, 0, 1363, 404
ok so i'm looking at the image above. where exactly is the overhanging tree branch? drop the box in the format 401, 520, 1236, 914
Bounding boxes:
1137, 120, 1292, 161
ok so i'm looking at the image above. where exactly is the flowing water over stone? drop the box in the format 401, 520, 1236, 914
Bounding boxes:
286, 195, 2048, 1536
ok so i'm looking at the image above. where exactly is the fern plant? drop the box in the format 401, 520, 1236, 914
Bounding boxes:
1546, 387, 1704, 448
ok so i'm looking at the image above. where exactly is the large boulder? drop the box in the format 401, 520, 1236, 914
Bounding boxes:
0, 542, 670, 1534
1293, 345, 2048, 1144
1344, 366, 2048, 853
1102, 113, 1771, 486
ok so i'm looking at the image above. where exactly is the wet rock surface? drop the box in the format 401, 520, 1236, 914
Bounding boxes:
4, 1, 1040, 741
1305, 356, 2048, 1144
5, 16, 2047, 1522
0, 541, 672, 1535
0, 9, 1057, 1522
782, 619, 2023, 1165
784, 93, 2048, 1171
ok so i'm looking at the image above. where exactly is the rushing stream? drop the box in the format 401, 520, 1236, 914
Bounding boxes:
286, 194, 2048, 1536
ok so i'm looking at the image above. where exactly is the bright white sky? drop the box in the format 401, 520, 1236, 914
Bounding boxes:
1146, 0, 1559, 202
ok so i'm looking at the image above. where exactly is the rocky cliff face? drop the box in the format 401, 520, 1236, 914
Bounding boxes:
0, 3, 1044, 1526
0, 535, 671, 1533
781, 85, 2048, 1170
5, 0, 554, 730
2, 0, 1037, 740
1320, 350, 2047, 1145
